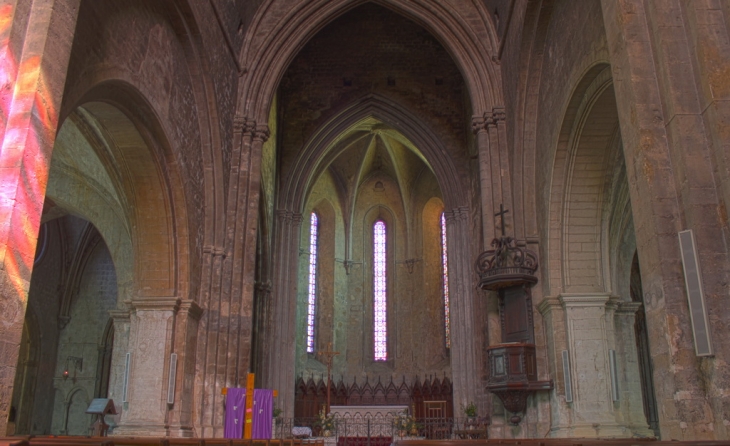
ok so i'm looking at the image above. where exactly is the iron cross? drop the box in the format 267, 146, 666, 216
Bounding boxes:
495, 204, 509, 236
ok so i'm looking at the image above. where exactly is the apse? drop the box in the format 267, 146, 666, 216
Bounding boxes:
264, 1, 482, 419
295, 118, 451, 384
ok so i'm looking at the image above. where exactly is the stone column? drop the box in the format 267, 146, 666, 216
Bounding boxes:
113, 298, 180, 437
107, 309, 131, 429
491, 108, 516, 238
444, 207, 480, 412
0, 0, 80, 434
251, 281, 272, 382
472, 116, 496, 242
265, 210, 303, 418
536, 298, 568, 432
613, 302, 653, 436
197, 119, 268, 437
167, 300, 203, 437
601, 1, 729, 439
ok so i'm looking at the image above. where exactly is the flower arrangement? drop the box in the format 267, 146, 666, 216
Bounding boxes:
393, 410, 420, 436
272, 407, 283, 425
463, 402, 478, 418
315, 408, 336, 434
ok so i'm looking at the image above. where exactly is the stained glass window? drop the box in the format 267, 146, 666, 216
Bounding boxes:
306, 212, 319, 353
441, 212, 451, 348
373, 220, 387, 361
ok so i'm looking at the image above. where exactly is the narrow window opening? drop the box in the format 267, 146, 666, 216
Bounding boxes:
373, 220, 387, 361
306, 212, 319, 353
441, 212, 451, 348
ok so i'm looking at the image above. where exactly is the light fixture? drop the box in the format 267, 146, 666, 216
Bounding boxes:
62, 356, 83, 381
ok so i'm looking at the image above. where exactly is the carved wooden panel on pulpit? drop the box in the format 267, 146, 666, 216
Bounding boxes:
475, 233, 551, 425
500, 286, 534, 344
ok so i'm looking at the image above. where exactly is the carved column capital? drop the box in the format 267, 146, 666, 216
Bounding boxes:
109, 309, 131, 321
485, 113, 497, 129
492, 106, 506, 123
471, 115, 488, 134
275, 209, 293, 223
130, 297, 181, 313
536, 297, 562, 316
616, 301, 643, 316
234, 116, 257, 136
233, 116, 246, 133
558, 292, 612, 309
178, 299, 204, 321
253, 124, 270, 142
203, 245, 226, 258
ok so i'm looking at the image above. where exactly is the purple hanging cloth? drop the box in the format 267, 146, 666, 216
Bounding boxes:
224, 388, 246, 439
252, 389, 274, 439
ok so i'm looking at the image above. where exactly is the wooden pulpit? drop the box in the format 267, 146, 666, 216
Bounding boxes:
475, 235, 552, 425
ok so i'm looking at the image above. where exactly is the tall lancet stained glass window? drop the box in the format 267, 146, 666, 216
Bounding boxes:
373, 220, 387, 361
441, 212, 451, 348
306, 212, 319, 353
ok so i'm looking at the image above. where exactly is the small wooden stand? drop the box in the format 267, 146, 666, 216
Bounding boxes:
85, 398, 116, 436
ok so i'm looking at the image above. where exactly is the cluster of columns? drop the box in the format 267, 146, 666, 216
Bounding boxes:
538, 295, 653, 437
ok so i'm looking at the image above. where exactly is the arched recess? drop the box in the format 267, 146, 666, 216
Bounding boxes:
541, 64, 656, 437
267, 94, 480, 417
237, 0, 502, 124
547, 64, 615, 295
48, 109, 133, 304
52, 80, 198, 435
62, 83, 187, 299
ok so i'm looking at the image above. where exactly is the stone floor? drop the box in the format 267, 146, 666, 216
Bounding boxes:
2, 438, 730, 446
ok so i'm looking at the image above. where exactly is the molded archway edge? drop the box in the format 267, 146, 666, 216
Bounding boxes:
238, 0, 502, 123
279, 94, 469, 213
60, 81, 188, 300
547, 63, 615, 296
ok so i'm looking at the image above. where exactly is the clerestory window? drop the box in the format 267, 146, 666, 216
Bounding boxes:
306, 212, 319, 353
441, 212, 450, 348
373, 220, 387, 361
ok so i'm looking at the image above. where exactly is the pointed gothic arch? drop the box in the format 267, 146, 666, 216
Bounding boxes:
267, 93, 481, 417
238, 0, 502, 125
280, 94, 468, 213
65, 81, 189, 300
